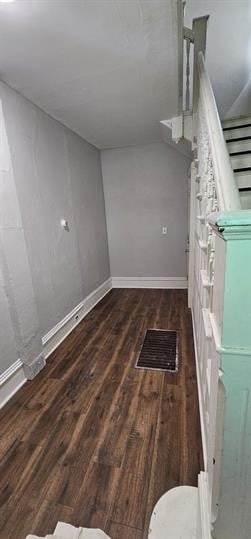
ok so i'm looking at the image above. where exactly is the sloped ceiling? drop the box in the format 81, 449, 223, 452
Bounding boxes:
0, 0, 179, 149
185, 0, 251, 119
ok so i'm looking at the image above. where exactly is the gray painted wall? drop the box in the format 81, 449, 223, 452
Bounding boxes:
0, 81, 110, 374
226, 79, 251, 119
102, 142, 190, 278
0, 268, 18, 374
185, 0, 251, 118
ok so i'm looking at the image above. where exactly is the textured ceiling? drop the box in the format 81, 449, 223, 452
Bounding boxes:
0, 0, 179, 149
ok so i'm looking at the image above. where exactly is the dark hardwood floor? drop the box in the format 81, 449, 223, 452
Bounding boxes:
0, 289, 203, 539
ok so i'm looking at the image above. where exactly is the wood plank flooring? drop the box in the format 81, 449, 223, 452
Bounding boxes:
0, 289, 203, 539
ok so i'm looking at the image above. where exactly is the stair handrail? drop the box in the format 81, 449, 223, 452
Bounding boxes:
197, 51, 241, 211
187, 12, 250, 539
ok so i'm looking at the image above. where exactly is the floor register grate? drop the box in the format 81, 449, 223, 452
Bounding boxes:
135, 329, 178, 372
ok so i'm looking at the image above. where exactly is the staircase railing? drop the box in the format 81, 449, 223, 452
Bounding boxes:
183, 8, 251, 539
197, 52, 241, 212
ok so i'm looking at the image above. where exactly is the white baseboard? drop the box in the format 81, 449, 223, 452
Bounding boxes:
111, 277, 188, 289
0, 278, 112, 409
197, 472, 212, 539
42, 277, 112, 358
0, 276, 187, 409
191, 307, 207, 469
0, 359, 26, 409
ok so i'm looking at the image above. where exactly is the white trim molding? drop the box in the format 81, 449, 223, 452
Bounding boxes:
0, 278, 112, 409
1, 275, 187, 409
111, 277, 188, 289
42, 277, 112, 358
0, 359, 26, 409
192, 307, 207, 469
197, 472, 212, 539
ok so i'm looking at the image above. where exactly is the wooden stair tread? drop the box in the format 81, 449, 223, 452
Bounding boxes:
222, 115, 251, 209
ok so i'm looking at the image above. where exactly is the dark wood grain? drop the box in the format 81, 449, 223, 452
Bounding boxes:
0, 289, 203, 539
107, 521, 142, 539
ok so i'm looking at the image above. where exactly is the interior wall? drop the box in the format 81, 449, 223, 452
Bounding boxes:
0, 0, 179, 149
225, 79, 251, 118
185, 0, 251, 118
0, 80, 110, 375
0, 267, 18, 374
102, 142, 190, 279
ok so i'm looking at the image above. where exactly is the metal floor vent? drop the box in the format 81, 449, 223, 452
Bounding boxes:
136, 329, 178, 372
